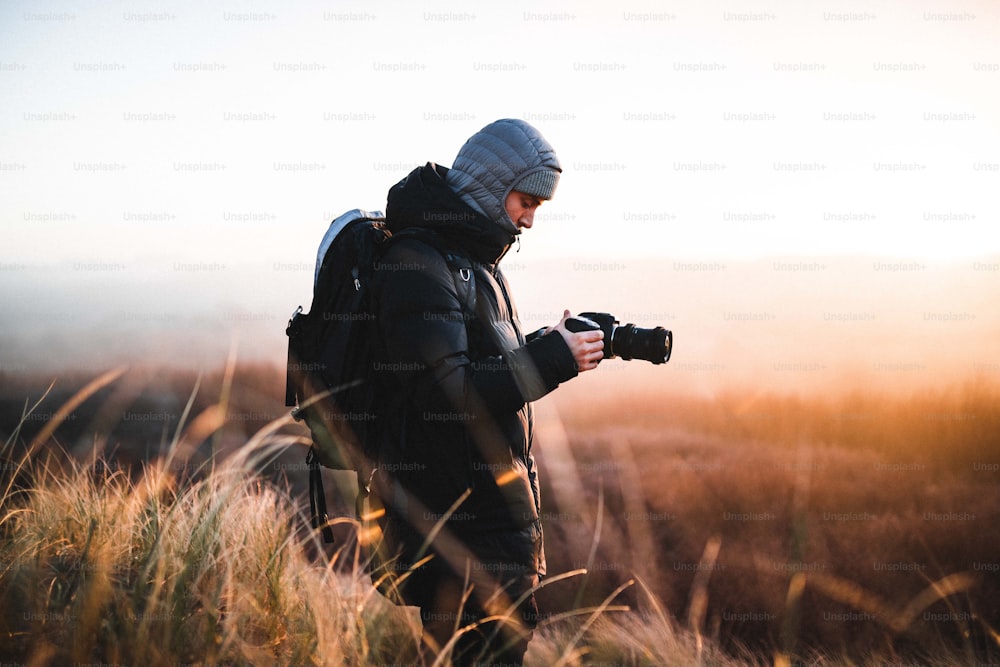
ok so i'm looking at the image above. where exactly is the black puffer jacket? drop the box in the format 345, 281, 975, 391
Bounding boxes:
372, 163, 578, 575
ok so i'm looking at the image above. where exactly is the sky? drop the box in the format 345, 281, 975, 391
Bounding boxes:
1, 0, 998, 394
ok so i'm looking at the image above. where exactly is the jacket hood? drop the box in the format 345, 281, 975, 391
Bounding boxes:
385, 163, 516, 265
444, 119, 561, 235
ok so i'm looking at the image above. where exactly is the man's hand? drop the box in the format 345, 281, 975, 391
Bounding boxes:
550, 309, 604, 372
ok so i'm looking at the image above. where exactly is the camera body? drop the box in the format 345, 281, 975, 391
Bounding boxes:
565, 311, 672, 365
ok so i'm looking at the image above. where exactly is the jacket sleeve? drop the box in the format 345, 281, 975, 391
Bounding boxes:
525, 327, 547, 343
374, 239, 578, 417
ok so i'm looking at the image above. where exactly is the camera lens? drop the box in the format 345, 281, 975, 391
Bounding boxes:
611, 324, 672, 364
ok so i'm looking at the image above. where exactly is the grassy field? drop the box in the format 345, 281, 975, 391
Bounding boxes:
541, 381, 1000, 664
1, 366, 997, 666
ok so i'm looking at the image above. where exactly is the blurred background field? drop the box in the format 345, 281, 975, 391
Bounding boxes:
541, 378, 1000, 660
1, 363, 996, 665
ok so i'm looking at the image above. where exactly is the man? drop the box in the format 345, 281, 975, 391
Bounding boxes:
370, 119, 603, 666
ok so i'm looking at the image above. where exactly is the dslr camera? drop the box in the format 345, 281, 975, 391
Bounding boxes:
565, 312, 672, 365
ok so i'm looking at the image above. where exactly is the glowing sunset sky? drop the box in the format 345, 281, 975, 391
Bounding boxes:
1, 0, 997, 391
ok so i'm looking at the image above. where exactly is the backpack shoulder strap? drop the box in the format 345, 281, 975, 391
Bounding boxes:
382, 228, 477, 315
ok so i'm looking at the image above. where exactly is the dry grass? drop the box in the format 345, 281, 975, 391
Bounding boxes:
543, 381, 1000, 664
0, 372, 739, 667
1, 368, 997, 666
554, 378, 1000, 471
0, 375, 422, 666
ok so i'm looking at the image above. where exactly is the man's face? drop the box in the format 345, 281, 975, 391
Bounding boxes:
504, 190, 543, 231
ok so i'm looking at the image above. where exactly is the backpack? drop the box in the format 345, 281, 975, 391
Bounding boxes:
285, 208, 477, 543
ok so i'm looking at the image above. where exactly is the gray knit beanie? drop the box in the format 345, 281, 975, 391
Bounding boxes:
445, 119, 562, 234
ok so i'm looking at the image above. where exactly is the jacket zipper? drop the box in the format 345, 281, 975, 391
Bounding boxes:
491, 263, 533, 461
